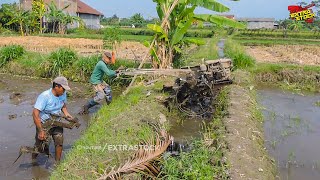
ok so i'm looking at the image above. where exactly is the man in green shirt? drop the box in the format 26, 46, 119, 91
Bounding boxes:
79, 51, 117, 114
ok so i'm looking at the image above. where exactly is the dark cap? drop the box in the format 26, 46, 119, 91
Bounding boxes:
104, 51, 112, 59
53, 76, 71, 90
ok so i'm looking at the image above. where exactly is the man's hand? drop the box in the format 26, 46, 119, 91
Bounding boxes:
38, 130, 46, 140
65, 113, 73, 121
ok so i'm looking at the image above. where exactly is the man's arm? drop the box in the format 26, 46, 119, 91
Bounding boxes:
61, 104, 73, 120
33, 108, 46, 140
101, 63, 116, 77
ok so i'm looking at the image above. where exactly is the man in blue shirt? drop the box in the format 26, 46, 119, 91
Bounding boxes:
32, 76, 73, 163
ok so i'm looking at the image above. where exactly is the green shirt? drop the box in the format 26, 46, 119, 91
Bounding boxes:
90, 60, 116, 84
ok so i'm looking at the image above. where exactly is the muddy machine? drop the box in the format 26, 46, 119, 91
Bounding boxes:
119, 58, 233, 117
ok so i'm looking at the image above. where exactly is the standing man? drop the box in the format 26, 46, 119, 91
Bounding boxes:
79, 51, 117, 114
32, 76, 73, 163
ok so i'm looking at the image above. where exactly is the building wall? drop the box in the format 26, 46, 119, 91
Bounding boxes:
79, 13, 101, 29
246, 22, 274, 29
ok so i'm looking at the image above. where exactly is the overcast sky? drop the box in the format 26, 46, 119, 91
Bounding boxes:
0, 0, 317, 20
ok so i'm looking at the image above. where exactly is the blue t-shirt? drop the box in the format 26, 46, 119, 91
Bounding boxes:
34, 88, 67, 123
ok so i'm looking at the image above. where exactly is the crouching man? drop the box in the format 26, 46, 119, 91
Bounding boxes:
32, 76, 73, 163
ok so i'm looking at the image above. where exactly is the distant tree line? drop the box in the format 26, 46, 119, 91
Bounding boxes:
100, 13, 159, 27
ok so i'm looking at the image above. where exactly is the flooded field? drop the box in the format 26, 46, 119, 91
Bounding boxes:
259, 88, 320, 180
0, 74, 94, 180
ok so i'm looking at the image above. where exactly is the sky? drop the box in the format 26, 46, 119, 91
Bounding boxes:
0, 0, 318, 20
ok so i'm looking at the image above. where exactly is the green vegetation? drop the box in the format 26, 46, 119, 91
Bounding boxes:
231, 28, 320, 46
0, 45, 25, 67
51, 86, 166, 179
103, 26, 122, 49
250, 63, 320, 93
224, 39, 255, 69
43, 48, 78, 77
235, 29, 320, 39
233, 37, 320, 46
0, 47, 146, 86
0, 2, 81, 35
161, 87, 230, 179
147, 0, 244, 68
183, 37, 219, 66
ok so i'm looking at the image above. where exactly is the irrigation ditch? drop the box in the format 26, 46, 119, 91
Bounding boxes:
0, 37, 320, 179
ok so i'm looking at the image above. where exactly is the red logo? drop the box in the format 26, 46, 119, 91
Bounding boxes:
288, 3, 316, 23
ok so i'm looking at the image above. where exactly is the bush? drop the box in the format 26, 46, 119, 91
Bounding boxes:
71, 55, 100, 81
224, 39, 255, 69
43, 48, 78, 77
0, 45, 25, 67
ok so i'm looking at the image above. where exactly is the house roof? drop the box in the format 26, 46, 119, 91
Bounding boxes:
236, 18, 275, 22
77, 0, 103, 16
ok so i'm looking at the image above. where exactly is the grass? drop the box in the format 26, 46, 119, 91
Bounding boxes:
233, 37, 320, 46
250, 63, 320, 93
0, 48, 148, 87
183, 37, 219, 66
51, 86, 168, 179
224, 39, 255, 69
0, 45, 25, 67
160, 87, 230, 179
234, 29, 320, 39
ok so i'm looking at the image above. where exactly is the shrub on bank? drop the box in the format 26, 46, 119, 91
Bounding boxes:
224, 39, 255, 69
0, 45, 25, 68
42, 48, 78, 77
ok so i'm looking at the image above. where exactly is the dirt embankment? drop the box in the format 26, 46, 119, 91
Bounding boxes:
0, 36, 149, 60
224, 71, 275, 180
246, 45, 320, 65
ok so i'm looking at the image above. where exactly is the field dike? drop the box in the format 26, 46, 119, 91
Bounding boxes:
251, 63, 320, 93
50, 85, 170, 179
225, 70, 275, 179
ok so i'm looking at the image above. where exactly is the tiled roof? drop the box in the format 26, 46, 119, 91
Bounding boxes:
77, 0, 103, 16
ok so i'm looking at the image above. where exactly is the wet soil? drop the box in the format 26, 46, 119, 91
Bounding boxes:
224, 84, 274, 180
259, 88, 320, 180
0, 74, 97, 180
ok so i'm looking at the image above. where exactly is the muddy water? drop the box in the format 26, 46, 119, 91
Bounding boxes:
259, 88, 320, 180
0, 74, 97, 180
217, 39, 225, 58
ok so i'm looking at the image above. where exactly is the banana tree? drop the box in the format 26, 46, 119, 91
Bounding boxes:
147, 0, 245, 68
4, 4, 29, 36
31, 0, 46, 34
46, 2, 82, 34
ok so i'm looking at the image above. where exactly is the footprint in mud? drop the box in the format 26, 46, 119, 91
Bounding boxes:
10, 92, 22, 99
9, 92, 24, 105
9, 114, 17, 120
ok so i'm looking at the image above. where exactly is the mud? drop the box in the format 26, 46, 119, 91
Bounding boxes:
0, 74, 98, 180
217, 39, 225, 58
259, 88, 320, 180
224, 84, 274, 180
